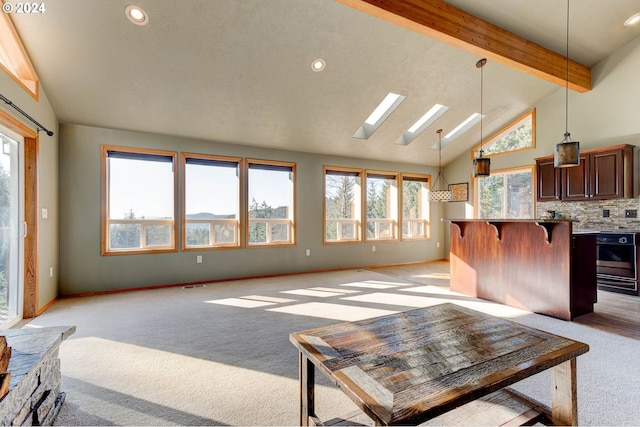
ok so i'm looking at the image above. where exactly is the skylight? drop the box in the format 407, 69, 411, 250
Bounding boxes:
432, 113, 484, 148
395, 104, 449, 145
353, 93, 406, 140
0, 11, 39, 99
624, 12, 640, 26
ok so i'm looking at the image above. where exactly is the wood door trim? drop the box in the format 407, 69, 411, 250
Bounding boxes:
0, 110, 38, 318
23, 136, 38, 318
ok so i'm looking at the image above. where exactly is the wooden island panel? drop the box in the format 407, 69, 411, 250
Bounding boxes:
449, 220, 596, 321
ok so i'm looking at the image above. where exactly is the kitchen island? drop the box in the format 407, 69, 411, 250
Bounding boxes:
449, 219, 596, 320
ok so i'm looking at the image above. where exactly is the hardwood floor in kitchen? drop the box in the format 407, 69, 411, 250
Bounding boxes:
370, 260, 640, 340
574, 288, 640, 340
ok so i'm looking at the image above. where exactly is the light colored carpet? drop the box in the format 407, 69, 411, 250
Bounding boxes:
23, 263, 640, 426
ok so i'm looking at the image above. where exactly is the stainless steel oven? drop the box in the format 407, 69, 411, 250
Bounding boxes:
596, 232, 639, 295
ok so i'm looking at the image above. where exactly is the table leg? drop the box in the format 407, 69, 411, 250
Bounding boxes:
299, 352, 315, 426
551, 358, 578, 426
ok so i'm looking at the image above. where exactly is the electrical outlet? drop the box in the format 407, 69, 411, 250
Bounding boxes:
372, 245, 376, 252
305, 249, 310, 256
602, 209, 610, 218
196, 255, 203, 263
625, 209, 637, 218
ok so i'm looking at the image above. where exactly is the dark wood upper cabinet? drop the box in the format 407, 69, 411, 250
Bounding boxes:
536, 144, 634, 202
536, 157, 561, 201
562, 154, 590, 200
590, 149, 626, 199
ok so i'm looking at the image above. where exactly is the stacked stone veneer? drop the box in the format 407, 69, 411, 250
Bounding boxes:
538, 197, 640, 230
0, 326, 75, 426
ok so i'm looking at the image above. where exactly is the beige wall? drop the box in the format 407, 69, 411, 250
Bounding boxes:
57, 124, 447, 295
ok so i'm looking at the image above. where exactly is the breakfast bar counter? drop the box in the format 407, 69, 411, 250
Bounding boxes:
448, 219, 596, 320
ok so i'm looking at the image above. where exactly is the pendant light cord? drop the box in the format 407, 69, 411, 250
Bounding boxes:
564, 0, 570, 140
476, 59, 487, 155
437, 129, 444, 190
480, 63, 484, 153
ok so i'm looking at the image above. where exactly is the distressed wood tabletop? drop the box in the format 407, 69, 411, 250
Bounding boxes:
290, 303, 589, 425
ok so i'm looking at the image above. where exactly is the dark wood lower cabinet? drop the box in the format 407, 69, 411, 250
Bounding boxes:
449, 220, 596, 321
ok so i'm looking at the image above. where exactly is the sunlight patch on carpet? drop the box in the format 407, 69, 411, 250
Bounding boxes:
399, 286, 456, 295
342, 292, 445, 308
241, 295, 297, 303
281, 289, 344, 297
340, 282, 397, 289
267, 302, 397, 321
205, 298, 276, 308
309, 287, 360, 294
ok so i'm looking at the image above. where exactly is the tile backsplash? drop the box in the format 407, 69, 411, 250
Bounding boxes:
537, 198, 640, 230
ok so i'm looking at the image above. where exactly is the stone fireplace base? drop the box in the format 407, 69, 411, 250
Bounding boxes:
0, 326, 75, 425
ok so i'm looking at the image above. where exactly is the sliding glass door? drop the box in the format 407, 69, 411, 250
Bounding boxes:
0, 128, 23, 327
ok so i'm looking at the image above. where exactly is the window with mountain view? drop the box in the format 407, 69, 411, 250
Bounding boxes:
477, 166, 534, 219
183, 154, 241, 249
366, 171, 398, 241
102, 146, 177, 255
324, 167, 362, 243
471, 109, 535, 158
247, 159, 296, 246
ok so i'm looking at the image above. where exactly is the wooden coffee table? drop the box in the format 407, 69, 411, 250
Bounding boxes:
290, 303, 589, 426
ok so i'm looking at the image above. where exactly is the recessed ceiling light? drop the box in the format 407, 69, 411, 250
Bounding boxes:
624, 12, 640, 26
126, 5, 149, 26
311, 59, 326, 72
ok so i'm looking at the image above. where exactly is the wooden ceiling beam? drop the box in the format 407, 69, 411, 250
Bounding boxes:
336, 0, 592, 92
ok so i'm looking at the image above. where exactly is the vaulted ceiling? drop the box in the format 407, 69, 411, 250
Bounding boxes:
8, 0, 640, 166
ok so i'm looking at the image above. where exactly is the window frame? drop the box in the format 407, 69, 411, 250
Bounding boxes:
474, 165, 535, 219
323, 166, 364, 245
400, 173, 431, 241
182, 152, 242, 251
470, 109, 536, 159
245, 158, 296, 248
365, 170, 399, 242
0, 12, 39, 99
101, 145, 178, 256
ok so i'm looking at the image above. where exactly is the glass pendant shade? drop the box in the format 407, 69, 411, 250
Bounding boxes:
473, 155, 491, 177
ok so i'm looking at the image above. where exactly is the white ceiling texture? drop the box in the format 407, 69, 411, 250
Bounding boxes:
8, 0, 640, 166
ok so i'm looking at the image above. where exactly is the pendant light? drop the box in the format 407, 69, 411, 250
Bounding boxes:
473, 58, 490, 177
554, 0, 580, 168
429, 129, 453, 202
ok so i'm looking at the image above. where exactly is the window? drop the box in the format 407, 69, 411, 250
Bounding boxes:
0, 12, 39, 98
401, 174, 430, 240
471, 109, 535, 158
366, 171, 398, 241
102, 146, 177, 255
247, 159, 295, 246
183, 153, 241, 250
476, 166, 534, 219
324, 167, 362, 243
